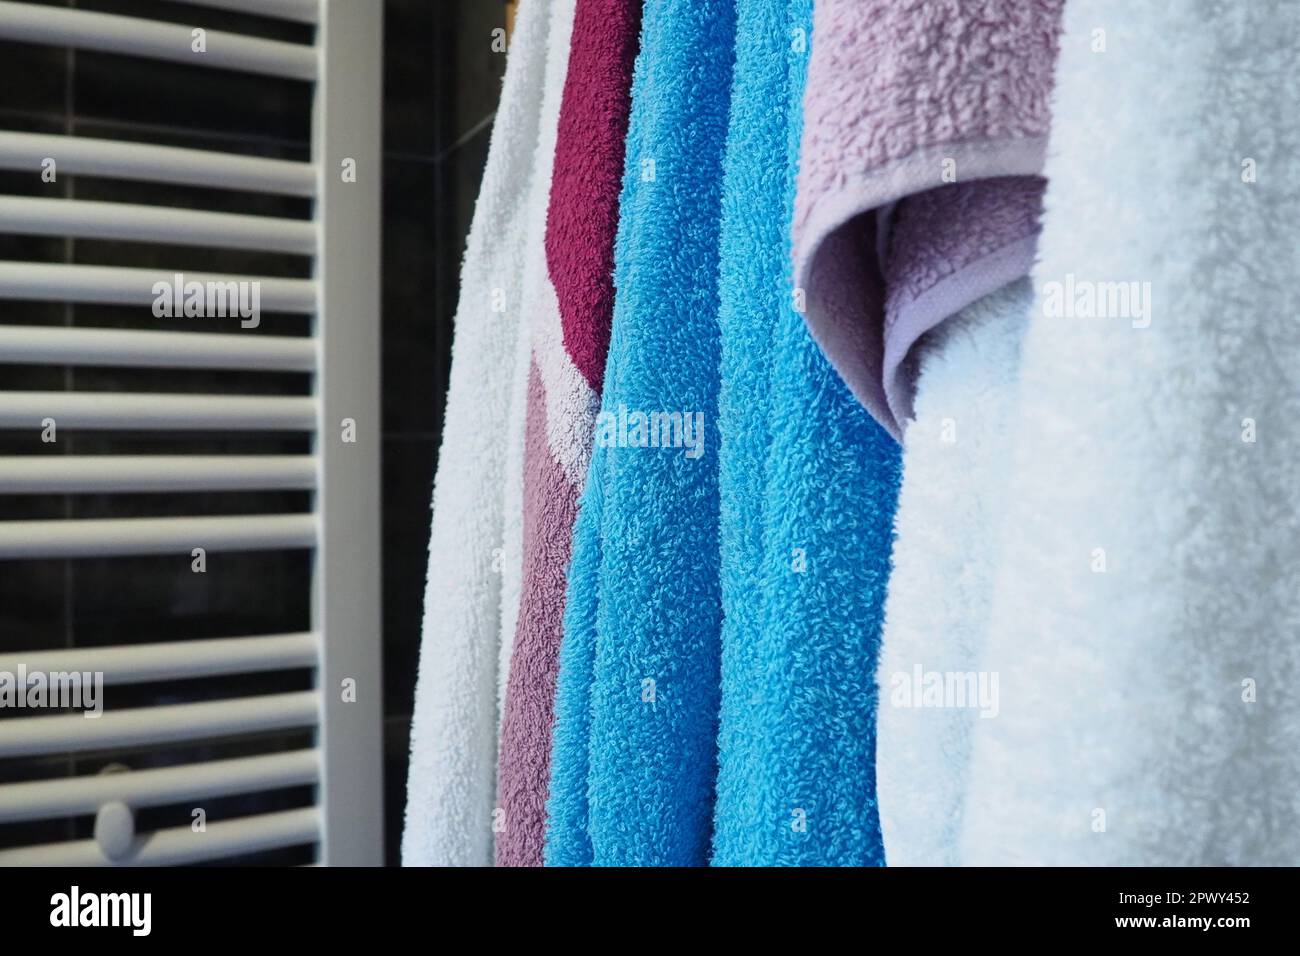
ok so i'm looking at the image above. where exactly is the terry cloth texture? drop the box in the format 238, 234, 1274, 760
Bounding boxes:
543, 0, 736, 867
495, 0, 642, 869
874, 278, 1032, 867
710, 0, 802, 866
496, 302, 531, 726
792, 0, 1061, 438
959, 0, 1300, 865
881, 178, 1044, 428
710, 0, 902, 867
403, 0, 574, 867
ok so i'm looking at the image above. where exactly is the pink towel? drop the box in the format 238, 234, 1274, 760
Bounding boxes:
494, 0, 641, 868
793, 0, 1062, 438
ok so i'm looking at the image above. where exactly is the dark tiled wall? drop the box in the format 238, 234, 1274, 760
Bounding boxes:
381, 0, 506, 866
0, 0, 506, 865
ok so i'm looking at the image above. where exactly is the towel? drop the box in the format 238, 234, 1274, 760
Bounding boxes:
707, 0, 901, 867
495, 305, 532, 726
709, 0, 801, 865
881, 177, 1045, 426
543, 0, 736, 866
494, 0, 641, 868
959, 0, 1300, 865
873, 186, 1048, 869
844, 2, 1057, 867
792, 0, 1061, 437
402, 0, 574, 867
874, 278, 1031, 867
543, 440, 605, 866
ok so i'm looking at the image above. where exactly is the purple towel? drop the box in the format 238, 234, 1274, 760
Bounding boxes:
792, 0, 1062, 438
494, 0, 641, 868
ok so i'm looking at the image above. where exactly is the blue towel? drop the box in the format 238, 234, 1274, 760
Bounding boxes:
546, 0, 900, 868
710, 0, 903, 866
710, 0, 803, 857
542, 441, 603, 866
544, 0, 736, 866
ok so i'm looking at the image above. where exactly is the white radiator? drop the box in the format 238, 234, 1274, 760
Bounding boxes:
0, 0, 382, 865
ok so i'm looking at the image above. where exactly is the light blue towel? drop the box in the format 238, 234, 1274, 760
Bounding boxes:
544, 0, 736, 867
710, 0, 902, 866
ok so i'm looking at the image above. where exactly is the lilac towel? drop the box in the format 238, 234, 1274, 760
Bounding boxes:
792, 0, 1061, 438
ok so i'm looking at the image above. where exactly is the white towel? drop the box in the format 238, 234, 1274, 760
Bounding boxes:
876, 278, 1031, 866
958, 0, 1300, 865
403, 0, 575, 867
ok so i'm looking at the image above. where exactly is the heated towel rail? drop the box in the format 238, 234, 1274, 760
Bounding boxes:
0, 0, 381, 865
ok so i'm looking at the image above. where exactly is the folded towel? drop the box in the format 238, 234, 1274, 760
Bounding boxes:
881, 178, 1044, 424
494, 0, 641, 868
874, 278, 1032, 867
543, 0, 736, 866
402, 0, 574, 867
960, 0, 1300, 865
792, 0, 1061, 437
